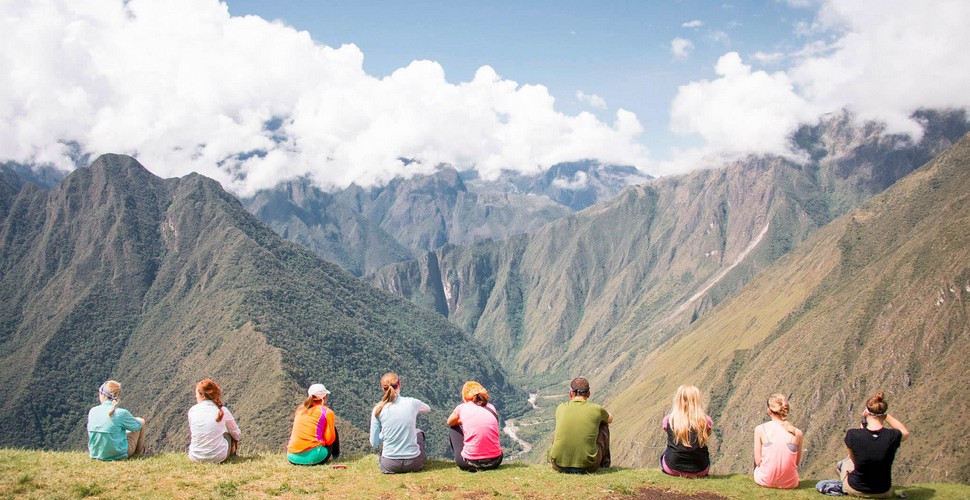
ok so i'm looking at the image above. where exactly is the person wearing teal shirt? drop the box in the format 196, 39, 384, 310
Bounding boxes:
87, 380, 145, 461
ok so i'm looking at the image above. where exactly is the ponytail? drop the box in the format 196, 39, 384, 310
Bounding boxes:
99, 381, 122, 418
767, 393, 796, 436
196, 379, 225, 423
299, 395, 319, 414
374, 372, 400, 418
472, 394, 488, 407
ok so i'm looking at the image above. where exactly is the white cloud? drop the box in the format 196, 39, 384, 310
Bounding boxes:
682, 20, 704, 28
667, 0, 970, 168
0, 0, 649, 195
791, 0, 970, 137
670, 52, 813, 157
551, 171, 589, 190
709, 30, 730, 44
752, 51, 785, 65
671, 37, 694, 60
576, 91, 608, 109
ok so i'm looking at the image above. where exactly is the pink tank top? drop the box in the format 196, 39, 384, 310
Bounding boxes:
753, 421, 800, 489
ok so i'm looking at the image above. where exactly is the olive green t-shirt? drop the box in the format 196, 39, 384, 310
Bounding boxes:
548, 399, 610, 469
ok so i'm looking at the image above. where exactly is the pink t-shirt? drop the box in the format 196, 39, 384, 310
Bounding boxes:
454, 402, 502, 460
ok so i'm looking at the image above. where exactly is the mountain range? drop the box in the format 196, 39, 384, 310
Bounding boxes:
2, 109, 968, 483
367, 110, 968, 379
364, 109, 970, 482
243, 161, 645, 276
0, 154, 524, 456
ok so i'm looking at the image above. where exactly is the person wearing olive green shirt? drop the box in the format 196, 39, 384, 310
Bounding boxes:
548, 377, 612, 473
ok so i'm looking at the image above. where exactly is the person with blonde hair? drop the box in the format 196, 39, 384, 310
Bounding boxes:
188, 379, 242, 463
446, 381, 503, 471
660, 385, 713, 477
837, 391, 910, 498
87, 380, 145, 460
753, 393, 803, 488
369, 372, 431, 473
286, 383, 339, 465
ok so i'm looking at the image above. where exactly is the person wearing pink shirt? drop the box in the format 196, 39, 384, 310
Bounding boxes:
446, 381, 503, 472
753, 393, 803, 489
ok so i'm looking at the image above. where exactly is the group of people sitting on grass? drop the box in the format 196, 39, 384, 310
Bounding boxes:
87, 375, 909, 497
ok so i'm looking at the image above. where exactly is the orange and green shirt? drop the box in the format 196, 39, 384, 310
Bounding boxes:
286, 402, 336, 454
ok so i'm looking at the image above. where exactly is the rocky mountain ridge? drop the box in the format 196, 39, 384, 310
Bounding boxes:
244, 160, 644, 275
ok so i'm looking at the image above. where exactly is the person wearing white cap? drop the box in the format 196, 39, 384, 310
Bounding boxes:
286, 383, 340, 465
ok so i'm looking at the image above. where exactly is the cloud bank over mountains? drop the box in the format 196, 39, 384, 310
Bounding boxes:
2, 0, 969, 191
0, 0, 647, 195
667, 0, 970, 170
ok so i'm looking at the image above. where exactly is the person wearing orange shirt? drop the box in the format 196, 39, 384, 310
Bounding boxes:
286, 383, 339, 465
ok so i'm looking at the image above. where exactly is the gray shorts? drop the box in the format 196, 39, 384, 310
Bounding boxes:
379, 430, 426, 474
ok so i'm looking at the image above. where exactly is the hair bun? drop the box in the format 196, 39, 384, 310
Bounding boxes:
872, 391, 885, 402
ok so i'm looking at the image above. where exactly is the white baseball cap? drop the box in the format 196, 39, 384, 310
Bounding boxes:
308, 383, 331, 398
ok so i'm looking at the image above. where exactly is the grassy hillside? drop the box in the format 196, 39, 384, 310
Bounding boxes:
608, 132, 970, 483
0, 155, 525, 457
3, 450, 968, 499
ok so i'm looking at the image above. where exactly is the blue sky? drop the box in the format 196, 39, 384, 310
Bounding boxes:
3, 1, 968, 194
223, 1, 816, 157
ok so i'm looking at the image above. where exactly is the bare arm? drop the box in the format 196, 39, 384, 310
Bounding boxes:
753, 425, 763, 467
794, 428, 803, 466
884, 414, 910, 441
446, 409, 460, 427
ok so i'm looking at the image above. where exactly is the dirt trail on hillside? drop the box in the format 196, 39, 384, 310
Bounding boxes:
668, 221, 770, 321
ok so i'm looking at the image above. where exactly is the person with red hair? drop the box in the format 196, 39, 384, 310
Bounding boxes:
188, 379, 241, 463
446, 381, 503, 471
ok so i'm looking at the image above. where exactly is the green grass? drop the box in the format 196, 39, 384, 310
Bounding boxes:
1, 450, 967, 499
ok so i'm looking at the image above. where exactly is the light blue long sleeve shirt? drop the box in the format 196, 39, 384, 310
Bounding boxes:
87, 401, 142, 461
369, 396, 430, 459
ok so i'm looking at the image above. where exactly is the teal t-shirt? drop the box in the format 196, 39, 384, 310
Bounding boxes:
548, 399, 610, 469
87, 402, 142, 461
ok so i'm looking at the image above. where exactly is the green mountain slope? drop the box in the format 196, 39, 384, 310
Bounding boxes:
0, 155, 524, 456
243, 179, 414, 276
369, 111, 969, 384
608, 131, 970, 483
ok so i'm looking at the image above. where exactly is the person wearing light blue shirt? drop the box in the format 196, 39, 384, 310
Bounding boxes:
369, 372, 431, 473
87, 380, 145, 461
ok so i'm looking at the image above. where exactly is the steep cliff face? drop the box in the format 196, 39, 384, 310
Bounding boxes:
244, 179, 413, 276
0, 155, 524, 456
368, 110, 969, 383
608, 131, 970, 483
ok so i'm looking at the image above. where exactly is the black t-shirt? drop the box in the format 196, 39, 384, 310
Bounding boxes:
844, 427, 903, 494
663, 415, 711, 473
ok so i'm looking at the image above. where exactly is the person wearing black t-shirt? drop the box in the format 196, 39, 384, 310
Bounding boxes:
837, 392, 910, 498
